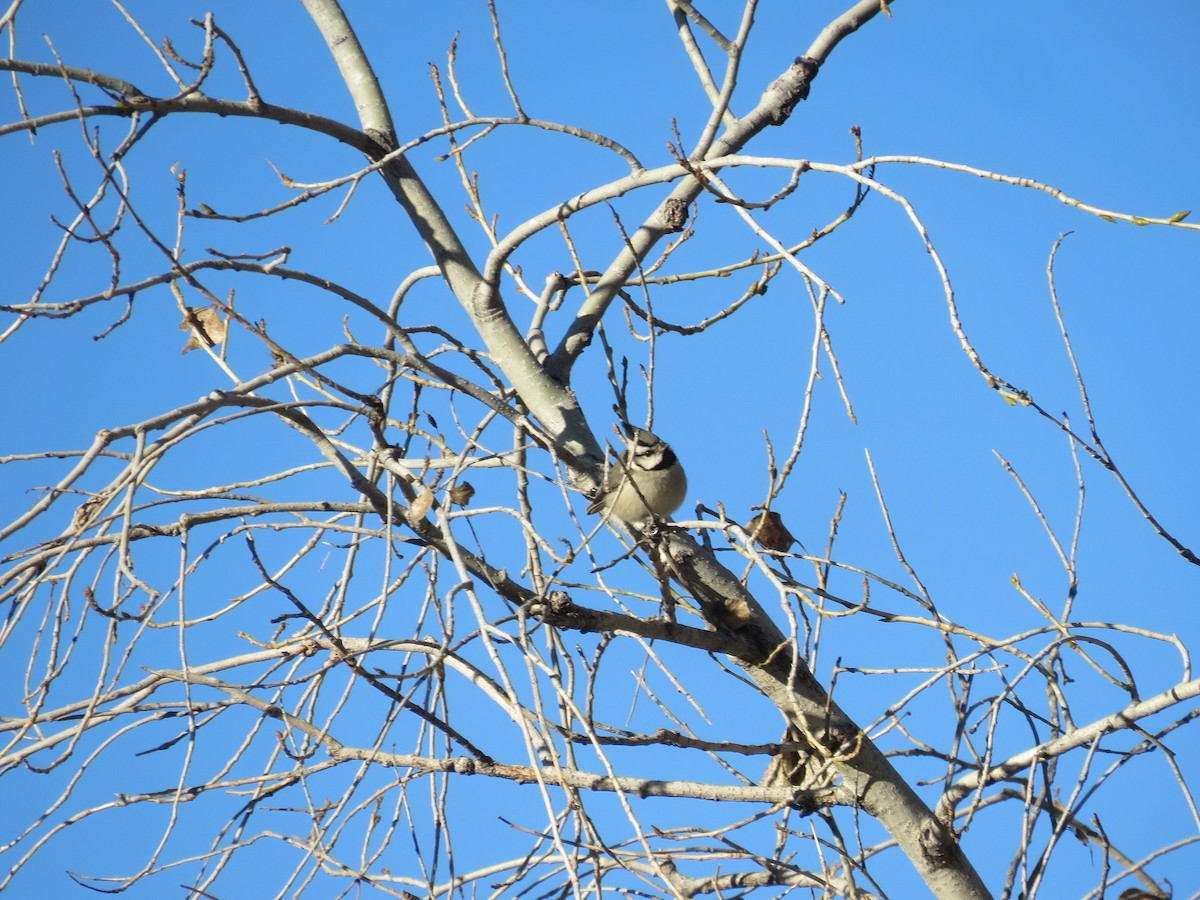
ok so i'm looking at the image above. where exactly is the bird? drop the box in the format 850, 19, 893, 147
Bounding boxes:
586, 422, 687, 524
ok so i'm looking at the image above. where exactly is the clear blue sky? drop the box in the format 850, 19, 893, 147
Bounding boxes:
2, 2, 1199, 897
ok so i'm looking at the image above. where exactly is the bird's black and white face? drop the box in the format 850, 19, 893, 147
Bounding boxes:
628, 427, 674, 471
587, 423, 688, 524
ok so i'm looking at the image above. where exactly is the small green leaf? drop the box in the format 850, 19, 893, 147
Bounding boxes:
1170, 209, 1192, 223
1132, 216, 1151, 226
1098, 214, 1116, 223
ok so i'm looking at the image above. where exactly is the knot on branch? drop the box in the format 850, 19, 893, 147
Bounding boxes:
528, 591, 602, 631
918, 818, 958, 867
469, 281, 508, 325
656, 197, 690, 233
451, 756, 481, 775
364, 127, 396, 153
762, 56, 820, 125
543, 590, 574, 614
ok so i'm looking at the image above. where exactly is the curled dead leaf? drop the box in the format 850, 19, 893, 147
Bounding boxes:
180, 306, 228, 354
745, 509, 796, 552
448, 482, 475, 506
407, 485, 436, 524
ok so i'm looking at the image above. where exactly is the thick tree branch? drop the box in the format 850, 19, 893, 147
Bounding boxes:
298, 0, 597, 462
546, 1, 889, 381
938, 677, 1200, 821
